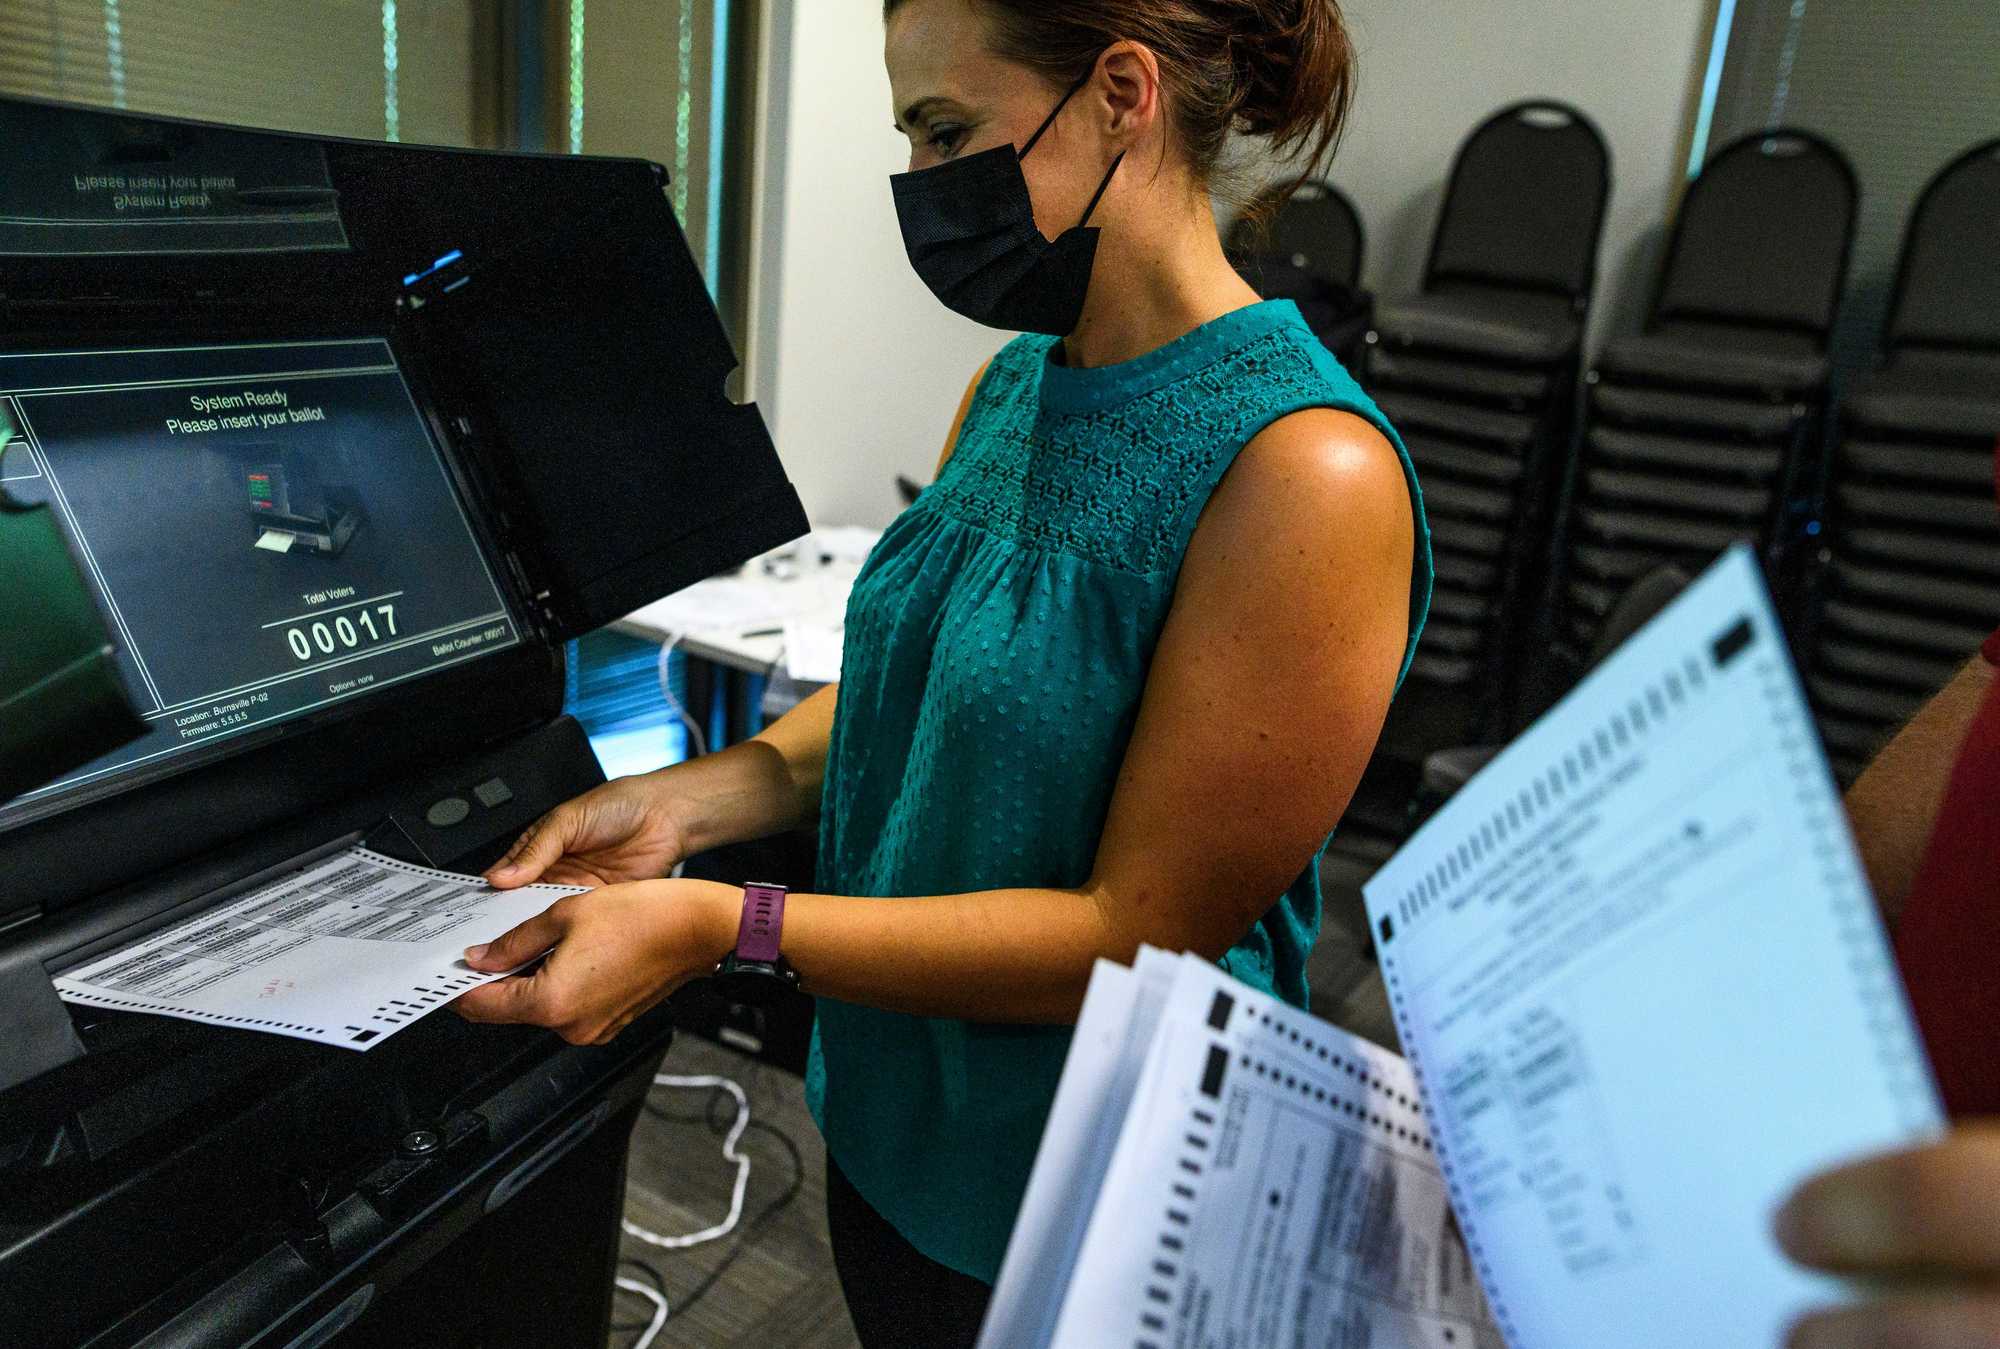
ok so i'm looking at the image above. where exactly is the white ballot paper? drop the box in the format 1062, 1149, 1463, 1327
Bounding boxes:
1362, 546, 1943, 1347
53, 846, 582, 1051
983, 948, 1500, 1349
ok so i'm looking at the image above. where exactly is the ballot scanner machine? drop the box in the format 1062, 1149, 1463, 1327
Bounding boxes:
0, 95, 807, 1347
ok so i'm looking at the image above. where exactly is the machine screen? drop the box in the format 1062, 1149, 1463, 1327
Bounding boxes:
0, 338, 522, 824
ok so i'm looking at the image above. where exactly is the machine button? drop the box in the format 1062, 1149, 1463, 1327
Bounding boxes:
473, 778, 514, 809
425, 797, 472, 829
399, 1129, 442, 1157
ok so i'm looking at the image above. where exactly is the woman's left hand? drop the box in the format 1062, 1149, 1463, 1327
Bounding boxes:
1776, 1123, 2000, 1347
452, 879, 741, 1044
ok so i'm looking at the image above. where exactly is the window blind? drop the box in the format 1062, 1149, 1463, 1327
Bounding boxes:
0, 0, 482, 147
556, 0, 725, 280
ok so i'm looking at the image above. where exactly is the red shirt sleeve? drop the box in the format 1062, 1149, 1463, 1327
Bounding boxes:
1893, 675, 2000, 1116
1892, 439, 2000, 1114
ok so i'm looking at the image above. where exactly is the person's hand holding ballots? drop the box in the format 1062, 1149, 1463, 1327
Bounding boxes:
1779, 1126, 2000, 1347
1780, 624, 2000, 1348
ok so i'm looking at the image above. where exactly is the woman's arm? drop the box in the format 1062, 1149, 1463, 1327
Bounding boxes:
782, 409, 1412, 1019
459, 409, 1416, 1039
482, 683, 839, 888
1845, 652, 1995, 926
670, 683, 842, 852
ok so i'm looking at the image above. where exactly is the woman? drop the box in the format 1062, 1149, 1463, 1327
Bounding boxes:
456, 0, 1431, 1342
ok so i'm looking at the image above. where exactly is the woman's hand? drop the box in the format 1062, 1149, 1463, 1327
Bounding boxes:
486, 685, 844, 892
452, 878, 741, 1044
1777, 1124, 2000, 1346
484, 773, 693, 890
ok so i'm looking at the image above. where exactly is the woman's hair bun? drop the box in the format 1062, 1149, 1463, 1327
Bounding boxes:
1221, 0, 1355, 170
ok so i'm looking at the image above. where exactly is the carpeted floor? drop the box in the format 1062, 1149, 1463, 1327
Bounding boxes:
611, 1035, 860, 1349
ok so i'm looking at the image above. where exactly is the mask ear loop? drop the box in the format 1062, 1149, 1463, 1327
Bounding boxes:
1074, 151, 1127, 230
1017, 59, 1127, 231
1017, 64, 1100, 161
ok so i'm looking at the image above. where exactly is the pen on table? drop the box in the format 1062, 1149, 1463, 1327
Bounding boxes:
742, 626, 784, 639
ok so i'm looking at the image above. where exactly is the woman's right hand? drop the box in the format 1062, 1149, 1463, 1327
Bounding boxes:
484, 772, 692, 890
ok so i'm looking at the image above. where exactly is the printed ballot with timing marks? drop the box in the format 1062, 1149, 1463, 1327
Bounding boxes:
1363, 546, 1942, 1347
54, 846, 579, 1049
984, 948, 1500, 1349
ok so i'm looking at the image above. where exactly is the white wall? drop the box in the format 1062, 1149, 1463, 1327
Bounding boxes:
1242, 0, 1717, 347
746, 0, 1008, 532
746, 0, 1718, 529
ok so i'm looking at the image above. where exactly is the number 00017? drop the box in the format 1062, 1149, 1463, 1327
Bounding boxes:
286, 603, 399, 662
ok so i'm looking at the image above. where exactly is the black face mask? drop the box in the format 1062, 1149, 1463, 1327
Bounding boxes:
890, 71, 1125, 337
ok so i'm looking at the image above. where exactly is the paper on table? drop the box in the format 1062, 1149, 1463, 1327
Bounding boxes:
1362, 546, 1942, 1347
800, 526, 881, 565
54, 846, 583, 1050
990, 948, 1498, 1349
781, 620, 844, 684
627, 567, 858, 644
631, 576, 801, 636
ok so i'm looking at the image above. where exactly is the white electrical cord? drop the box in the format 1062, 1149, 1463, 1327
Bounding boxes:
612, 1275, 670, 1349
655, 634, 709, 761
621, 1073, 752, 1251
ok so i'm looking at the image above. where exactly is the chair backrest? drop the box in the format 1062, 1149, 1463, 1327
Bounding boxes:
1882, 138, 2000, 353
1424, 100, 1612, 306
1653, 129, 1857, 341
1227, 180, 1365, 289
1584, 564, 1693, 672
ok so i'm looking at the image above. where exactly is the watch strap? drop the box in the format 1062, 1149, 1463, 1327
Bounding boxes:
735, 882, 787, 964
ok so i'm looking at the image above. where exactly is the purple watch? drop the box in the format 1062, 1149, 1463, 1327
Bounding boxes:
713, 882, 799, 999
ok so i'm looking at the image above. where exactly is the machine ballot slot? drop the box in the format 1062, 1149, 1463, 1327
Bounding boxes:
48, 833, 364, 980
0, 946, 85, 1095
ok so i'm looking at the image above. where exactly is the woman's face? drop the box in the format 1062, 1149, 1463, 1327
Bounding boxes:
885, 0, 1112, 241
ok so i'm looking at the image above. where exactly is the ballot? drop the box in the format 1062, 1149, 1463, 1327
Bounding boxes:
990, 547, 1941, 1348
982, 948, 1501, 1349
1362, 545, 1941, 1345
53, 846, 580, 1049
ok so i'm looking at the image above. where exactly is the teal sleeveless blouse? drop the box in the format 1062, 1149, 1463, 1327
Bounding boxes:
806, 300, 1432, 1282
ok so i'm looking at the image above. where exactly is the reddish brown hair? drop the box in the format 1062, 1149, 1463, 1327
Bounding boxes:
886, 0, 1356, 206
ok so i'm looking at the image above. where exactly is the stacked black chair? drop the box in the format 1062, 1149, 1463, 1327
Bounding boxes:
1554, 130, 1857, 671
1415, 562, 1693, 815
1362, 101, 1611, 747
1323, 102, 1610, 867
1810, 139, 2000, 782
1226, 180, 1373, 366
